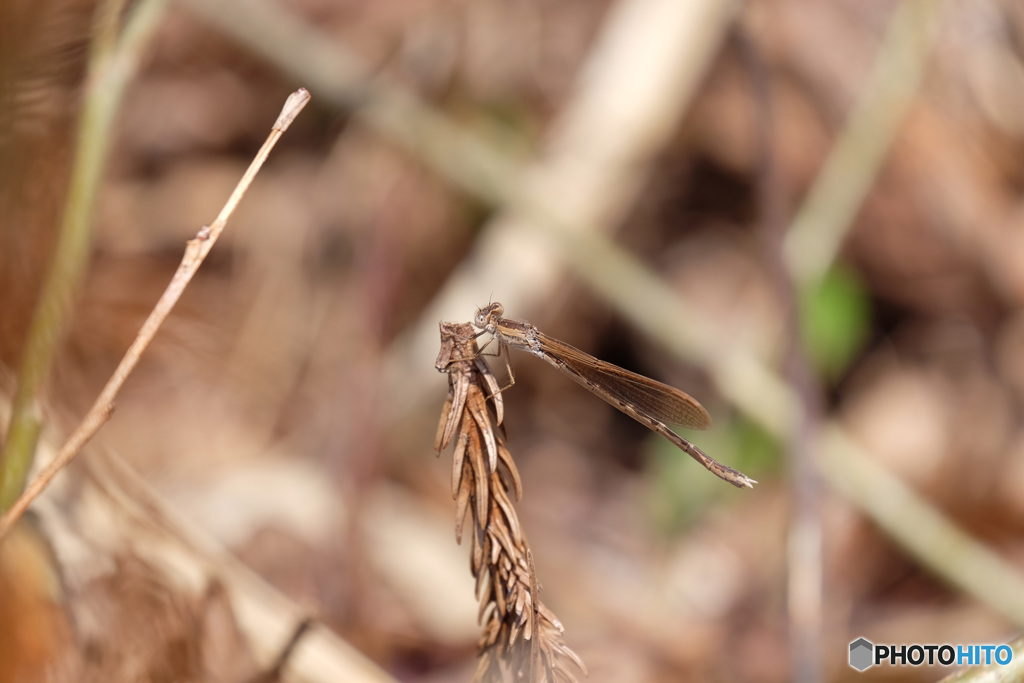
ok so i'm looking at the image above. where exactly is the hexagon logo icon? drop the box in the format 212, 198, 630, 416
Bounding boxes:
849, 637, 874, 671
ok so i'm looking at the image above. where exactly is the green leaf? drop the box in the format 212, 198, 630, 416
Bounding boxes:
799, 265, 870, 381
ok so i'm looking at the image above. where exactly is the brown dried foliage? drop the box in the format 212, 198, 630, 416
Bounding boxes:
434, 321, 586, 683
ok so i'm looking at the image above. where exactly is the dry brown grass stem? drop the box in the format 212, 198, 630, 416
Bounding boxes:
0, 88, 311, 542
435, 322, 586, 683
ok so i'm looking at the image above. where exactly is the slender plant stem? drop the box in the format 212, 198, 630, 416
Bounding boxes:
821, 428, 1024, 625
736, 25, 826, 683
782, 0, 949, 288
0, 88, 311, 541
0, 0, 169, 511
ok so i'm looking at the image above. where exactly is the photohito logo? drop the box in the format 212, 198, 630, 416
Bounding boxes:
849, 637, 1013, 671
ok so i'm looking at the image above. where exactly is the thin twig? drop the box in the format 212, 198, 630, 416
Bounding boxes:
0, 0, 170, 511
0, 88, 311, 542
245, 616, 315, 683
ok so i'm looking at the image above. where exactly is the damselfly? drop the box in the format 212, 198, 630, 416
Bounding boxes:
472, 303, 755, 488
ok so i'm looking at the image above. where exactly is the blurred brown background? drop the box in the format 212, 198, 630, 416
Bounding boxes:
2, 0, 1024, 681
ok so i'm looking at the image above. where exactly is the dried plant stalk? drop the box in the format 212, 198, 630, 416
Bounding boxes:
0, 89, 312, 540
435, 322, 585, 683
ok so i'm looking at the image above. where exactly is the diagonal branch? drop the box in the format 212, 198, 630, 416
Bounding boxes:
0, 88, 311, 541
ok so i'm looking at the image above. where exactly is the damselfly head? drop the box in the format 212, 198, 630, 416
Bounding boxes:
474, 302, 504, 331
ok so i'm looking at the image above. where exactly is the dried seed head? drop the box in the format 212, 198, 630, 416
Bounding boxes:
436, 321, 585, 682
